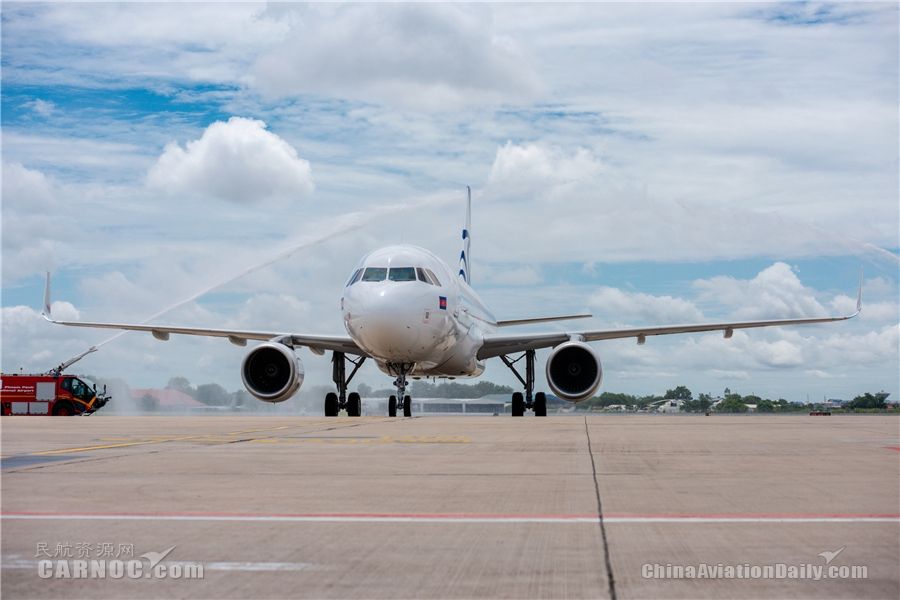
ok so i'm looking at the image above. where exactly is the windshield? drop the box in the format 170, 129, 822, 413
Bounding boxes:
389, 267, 417, 282
362, 267, 387, 282
68, 378, 94, 400
425, 268, 442, 286
346, 269, 363, 286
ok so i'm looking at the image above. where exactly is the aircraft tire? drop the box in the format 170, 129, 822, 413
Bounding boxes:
347, 392, 361, 417
403, 395, 412, 417
511, 392, 524, 417
324, 392, 339, 417
388, 395, 397, 417
534, 392, 547, 417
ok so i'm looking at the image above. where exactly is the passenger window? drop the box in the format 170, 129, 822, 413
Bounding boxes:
362, 267, 387, 282
425, 269, 442, 286
389, 267, 416, 282
346, 269, 362, 286
416, 268, 432, 285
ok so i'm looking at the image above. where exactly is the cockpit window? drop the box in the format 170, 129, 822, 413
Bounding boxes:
362, 267, 387, 282
416, 268, 433, 285
425, 268, 442, 286
389, 267, 417, 282
346, 269, 363, 286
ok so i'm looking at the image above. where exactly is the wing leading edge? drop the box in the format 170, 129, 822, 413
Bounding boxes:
478, 273, 863, 359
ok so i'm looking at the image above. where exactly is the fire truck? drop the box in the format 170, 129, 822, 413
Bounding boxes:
1, 373, 110, 416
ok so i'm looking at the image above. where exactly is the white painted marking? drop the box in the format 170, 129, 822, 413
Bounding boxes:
203, 561, 311, 572
0, 558, 310, 572
2, 514, 898, 524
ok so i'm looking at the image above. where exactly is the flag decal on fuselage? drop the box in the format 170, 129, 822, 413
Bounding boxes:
439, 296, 447, 310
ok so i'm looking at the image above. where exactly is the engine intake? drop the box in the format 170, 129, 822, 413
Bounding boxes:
545, 341, 602, 402
241, 343, 304, 403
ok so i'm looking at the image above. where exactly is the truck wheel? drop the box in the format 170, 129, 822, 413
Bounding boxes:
52, 402, 75, 416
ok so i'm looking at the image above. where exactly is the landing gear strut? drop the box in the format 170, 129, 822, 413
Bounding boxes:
324, 352, 366, 417
500, 349, 547, 417
387, 363, 413, 417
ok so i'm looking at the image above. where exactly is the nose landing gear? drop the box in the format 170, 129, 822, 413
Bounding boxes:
500, 349, 547, 417
324, 352, 366, 417
387, 363, 414, 417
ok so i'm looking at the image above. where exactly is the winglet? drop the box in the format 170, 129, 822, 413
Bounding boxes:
42, 272, 53, 321
856, 268, 863, 314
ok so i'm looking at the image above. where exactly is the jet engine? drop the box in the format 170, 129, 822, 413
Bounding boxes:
545, 341, 602, 402
241, 343, 304, 403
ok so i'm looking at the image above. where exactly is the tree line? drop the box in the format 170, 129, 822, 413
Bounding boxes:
574, 385, 892, 413
160, 377, 890, 413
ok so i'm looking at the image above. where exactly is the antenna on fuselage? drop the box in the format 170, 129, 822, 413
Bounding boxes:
459, 186, 472, 285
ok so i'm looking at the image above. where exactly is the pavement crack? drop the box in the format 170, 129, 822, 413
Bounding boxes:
585, 416, 617, 600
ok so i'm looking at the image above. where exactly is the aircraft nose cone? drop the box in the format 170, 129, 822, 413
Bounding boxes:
345, 287, 425, 360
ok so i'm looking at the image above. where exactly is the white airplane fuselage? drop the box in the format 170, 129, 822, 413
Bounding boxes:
341, 245, 492, 378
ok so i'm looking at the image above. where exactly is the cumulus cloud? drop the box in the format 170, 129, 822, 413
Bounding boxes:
487, 142, 603, 195
1, 162, 61, 282
693, 262, 828, 320
1, 303, 87, 371
253, 4, 540, 110
147, 117, 313, 204
588, 287, 705, 324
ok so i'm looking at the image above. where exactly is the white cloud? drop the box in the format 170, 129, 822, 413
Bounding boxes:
23, 98, 55, 117
588, 287, 704, 324
1, 302, 89, 372
831, 294, 898, 323
1, 162, 61, 281
253, 4, 541, 110
146, 117, 314, 204
693, 262, 828, 320
1, 3, 287, 88
487, 142, 603, 195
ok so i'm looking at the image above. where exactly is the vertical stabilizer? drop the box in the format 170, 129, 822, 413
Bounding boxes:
458, 186, 472, 285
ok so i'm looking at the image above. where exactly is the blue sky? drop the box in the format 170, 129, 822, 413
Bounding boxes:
2, 2, 897, 405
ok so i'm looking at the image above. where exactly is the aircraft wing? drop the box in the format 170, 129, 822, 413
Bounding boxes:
42, 314, 365, 355
478, 279, 862, 359
41, 275, 364, 355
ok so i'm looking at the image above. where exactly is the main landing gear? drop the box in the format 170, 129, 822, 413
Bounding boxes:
499, 349, 547, 417
324, 352, 366, 417
387, 363, 413, 418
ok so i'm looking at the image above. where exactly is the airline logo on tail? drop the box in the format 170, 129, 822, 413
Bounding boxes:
458, 186, 472, 285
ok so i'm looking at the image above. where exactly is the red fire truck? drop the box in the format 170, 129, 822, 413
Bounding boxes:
1, 373, 110, 416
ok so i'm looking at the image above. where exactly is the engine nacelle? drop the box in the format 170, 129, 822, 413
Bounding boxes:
545, 341, 603, 402
241, 343, 304, 403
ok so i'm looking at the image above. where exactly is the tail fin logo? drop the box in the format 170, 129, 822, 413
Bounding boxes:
458, 187, 471, 285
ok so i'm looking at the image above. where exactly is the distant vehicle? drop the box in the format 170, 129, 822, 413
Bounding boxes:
42, 188, 862, 418
0, 373, 110, 416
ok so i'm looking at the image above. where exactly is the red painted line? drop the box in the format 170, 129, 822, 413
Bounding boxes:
885, 446, 900, 452
0, 510, 593, 520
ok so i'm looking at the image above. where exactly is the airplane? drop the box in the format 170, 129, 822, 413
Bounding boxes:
42, 187, 863, 417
